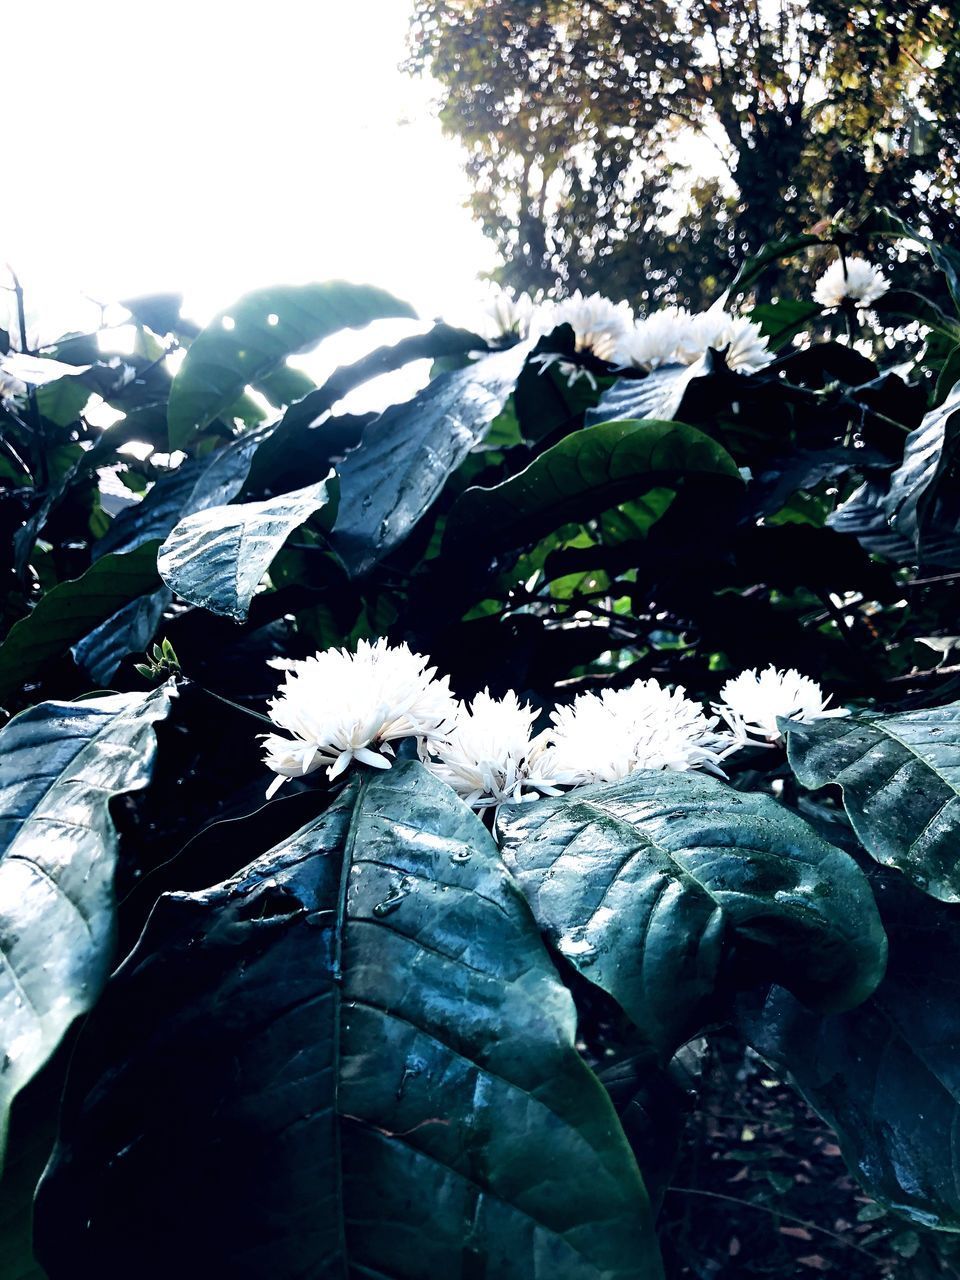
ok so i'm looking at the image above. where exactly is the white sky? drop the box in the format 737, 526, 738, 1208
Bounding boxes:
2, 0, 497, 345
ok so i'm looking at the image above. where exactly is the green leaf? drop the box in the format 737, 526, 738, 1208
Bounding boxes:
749, 298, 823, 348
331, 342, 529, 576
158, 475, 338, 620
167, 282, 415, 449
71, 587, 172, 684
245, 323, 485, 496
739, 867, 960, 1229
934, 344, 960, 407
857, 208, 960, 314
496, 770, 886, 1058
94, 432, 269, 562
873, 290, 960, 342
0, 542, 161, 703
119, 292, 183, 335
727, 230, 826, 298
883, 379, 960, 563
444, 419, 741, 558
34, 761, 661, 1279
585, 363, 705, 428
785, 701, 960, 901
0, 687, 174, 1164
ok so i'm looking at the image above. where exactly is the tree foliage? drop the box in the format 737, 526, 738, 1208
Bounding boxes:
406, 0, 960, 305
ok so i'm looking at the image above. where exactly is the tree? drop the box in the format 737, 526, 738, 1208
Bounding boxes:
406, 0, 960, 305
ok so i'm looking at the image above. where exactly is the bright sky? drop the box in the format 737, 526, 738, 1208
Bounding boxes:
2, 0, 497, 347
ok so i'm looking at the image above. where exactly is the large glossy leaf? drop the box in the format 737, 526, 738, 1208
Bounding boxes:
167, 282, 415, 449
584, 362, 709, 429
785, 701, 960, 901
245, 322, 484, 496
739, 867, 960, 1229
444, 419, 740, 557
826, 479, 918, 562
0, 542, 161, 703
331, 342, 529, 576
883, 380, 960, 564
496, 771, 886, 1059
158, 475, 337, 620
35, 761, 661, 1280
94, 430, 269, 561
0, 687, 174, 1162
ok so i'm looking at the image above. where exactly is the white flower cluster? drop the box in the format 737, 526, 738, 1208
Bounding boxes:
483, 286, 771, 376
615, 301, 772, 374
262, 638, 457, 798
813, 256, 889, 309
263, 643, 848, 809
715, 666, 850, 744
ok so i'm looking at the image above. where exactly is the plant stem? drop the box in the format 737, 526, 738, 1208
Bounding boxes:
180, 677, 276, 727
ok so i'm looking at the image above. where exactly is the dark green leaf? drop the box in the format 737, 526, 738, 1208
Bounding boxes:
331, 342, 529, 576
444, 419, 741, 558
934, 344, 960, 407
585, 364, 702, 428
167, 282, 415, 449
0, 687, 173, 1162
496, 770, 886, 1058
94, 431, 268, 561
120, 293, 183, 335
739, 867, 960, 1229
827, 480, 918, 563
727, 231, 826, 298
857, 208, 960, 314
245, 323, 482, 496
71, 587, 172, 684
158, 475, 337, 620
0, 543, 161, 703
785, 701, 960, 901
873, 290, 960, 342
35, 761, 661, 1279
749, 299, 823, 348
884, 380, 960, 563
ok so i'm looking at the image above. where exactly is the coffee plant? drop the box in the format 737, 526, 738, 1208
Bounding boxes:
2, 209, 960, 1277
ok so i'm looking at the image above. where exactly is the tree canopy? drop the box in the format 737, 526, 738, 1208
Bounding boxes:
407, 0, 959, 305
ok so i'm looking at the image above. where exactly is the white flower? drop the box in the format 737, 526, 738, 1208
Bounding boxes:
423, 689, 561, 809
483, 286, 535, 340
615, 301, 771, 374
715, 665, 850, 744
614, 306, 693, 371
539, 678, 737, 786
262, 638, 457, 797
813, 256, 890, 309
683, 302, 772, 373
535, 290, 634, 362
